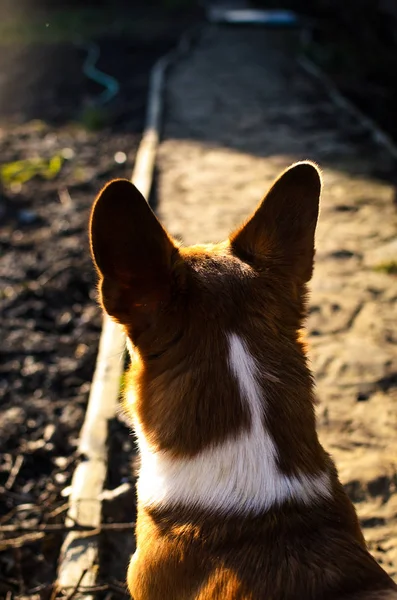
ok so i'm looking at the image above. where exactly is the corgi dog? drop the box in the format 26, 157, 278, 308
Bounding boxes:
89, 162, 397, 600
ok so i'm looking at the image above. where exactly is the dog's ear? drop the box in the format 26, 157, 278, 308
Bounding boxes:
230, 161, 321, 283
89, 179, 177, 329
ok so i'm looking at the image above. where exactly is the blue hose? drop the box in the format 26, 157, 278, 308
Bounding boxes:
80, 41, 120, 105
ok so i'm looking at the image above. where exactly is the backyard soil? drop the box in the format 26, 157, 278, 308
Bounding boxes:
0, 12, 194, 599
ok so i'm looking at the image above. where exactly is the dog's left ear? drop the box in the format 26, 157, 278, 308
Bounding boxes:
230, 161, 321, 283
89, 179, 177, 330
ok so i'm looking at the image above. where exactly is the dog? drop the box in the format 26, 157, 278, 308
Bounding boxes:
89, 162, 397, 599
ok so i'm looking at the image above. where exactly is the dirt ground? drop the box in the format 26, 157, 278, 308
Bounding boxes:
1, 7, 396, 600
0, 8, 191, 597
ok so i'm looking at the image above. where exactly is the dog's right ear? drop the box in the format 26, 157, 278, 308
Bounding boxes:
230, 162, 321, 283
89, 179, 177, 329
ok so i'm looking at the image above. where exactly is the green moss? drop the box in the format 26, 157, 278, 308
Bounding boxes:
374, 260, 397, 275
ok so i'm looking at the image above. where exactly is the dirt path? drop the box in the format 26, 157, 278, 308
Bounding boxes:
157, 25, 397, 577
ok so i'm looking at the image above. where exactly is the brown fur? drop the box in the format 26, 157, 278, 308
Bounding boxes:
89, 162, 397, 599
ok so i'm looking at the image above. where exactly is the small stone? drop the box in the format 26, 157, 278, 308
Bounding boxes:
114, 151, 127, 164
54, 456, 68, 469
54, 472, 68, 484
75, 343, 88, 359
59, 311, 73, 326
79, 382, 91, 395
61, 147, 75, 160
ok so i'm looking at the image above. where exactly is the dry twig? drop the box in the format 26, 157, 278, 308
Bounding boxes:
5, 455, 24, 491
0, 521, 135, 550
0, 521, 135, 534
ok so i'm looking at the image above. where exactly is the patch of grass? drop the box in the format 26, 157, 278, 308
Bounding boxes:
0, 155, 63, 187
374, 260, 397, 275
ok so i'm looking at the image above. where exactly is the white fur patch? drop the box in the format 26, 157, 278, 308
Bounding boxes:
133, 333, 331, 515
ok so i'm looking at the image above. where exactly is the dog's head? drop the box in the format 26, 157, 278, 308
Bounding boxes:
90, 161, 321, 347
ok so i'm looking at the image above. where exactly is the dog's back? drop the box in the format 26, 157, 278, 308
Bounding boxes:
90, 162, 397, 599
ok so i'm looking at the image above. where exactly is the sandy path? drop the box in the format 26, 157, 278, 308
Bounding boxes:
157, 25, 397, 576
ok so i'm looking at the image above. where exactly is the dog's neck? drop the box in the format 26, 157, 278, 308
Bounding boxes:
127, 329, 332, 517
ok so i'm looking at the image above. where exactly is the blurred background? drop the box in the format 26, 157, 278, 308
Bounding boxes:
0, 0, 396, 598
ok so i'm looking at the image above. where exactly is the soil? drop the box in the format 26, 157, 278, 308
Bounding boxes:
0, 9, 193, 598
